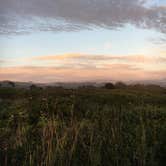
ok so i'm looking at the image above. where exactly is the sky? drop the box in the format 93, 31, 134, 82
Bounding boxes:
0, 0, 166, 83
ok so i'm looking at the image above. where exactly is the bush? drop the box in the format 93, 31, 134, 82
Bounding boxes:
104, 82, 115, 89
115, 81, 127, 89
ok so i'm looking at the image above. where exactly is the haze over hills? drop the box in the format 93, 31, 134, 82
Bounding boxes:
0, 78, 166, 88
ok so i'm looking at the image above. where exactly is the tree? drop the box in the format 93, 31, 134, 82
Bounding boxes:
8, 81, 15, 88
115, 81, 127, 89
104, 82, 115, 89
30, 84, 37, 90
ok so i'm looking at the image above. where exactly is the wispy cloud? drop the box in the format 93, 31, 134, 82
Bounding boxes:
1, 52, 166, 82
151, 36, 166, 45
0, 0, 166, 35
1, 53, 166, 69
0, 60, 5, 64
32, 53, 166, 64
33, 53, 83, 61
0, 65, 165, 83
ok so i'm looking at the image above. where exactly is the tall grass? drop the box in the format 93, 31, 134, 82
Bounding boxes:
0, 87, 166, 166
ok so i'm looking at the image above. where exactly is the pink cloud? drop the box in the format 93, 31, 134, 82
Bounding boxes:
0, 65, 165, 83
31, 54, 166, 63
1, 53, 165, 82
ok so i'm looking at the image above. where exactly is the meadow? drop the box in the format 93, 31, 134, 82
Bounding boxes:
0, 84, 166, 166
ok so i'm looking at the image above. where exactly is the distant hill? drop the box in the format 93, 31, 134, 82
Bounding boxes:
0, 79, 166, 89
129, 79, 166, 88
0, 81, 105, 89
0, 81, 37, 88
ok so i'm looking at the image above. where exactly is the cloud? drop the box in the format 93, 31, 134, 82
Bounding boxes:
0, 65, 165, 83
151, 36, 166, 45
1, 53, 165, 82
1, 53, 166, 82
2, 52, 166, 68
0, 59, 7, 66
33, 53, 83, 61
0, 0, 166, 35
32, 53, 166, 64
2, 53, 166, 70
0, 60, 4, 64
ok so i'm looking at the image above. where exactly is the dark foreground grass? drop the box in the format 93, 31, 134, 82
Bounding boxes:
0, 86, 166, 166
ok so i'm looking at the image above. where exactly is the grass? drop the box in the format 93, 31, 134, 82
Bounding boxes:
0, 85, 166, 166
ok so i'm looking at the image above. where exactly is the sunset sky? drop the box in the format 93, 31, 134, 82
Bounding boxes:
0, 0, 166, 83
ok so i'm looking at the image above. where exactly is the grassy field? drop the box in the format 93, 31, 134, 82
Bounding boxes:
0, 85, 166, 166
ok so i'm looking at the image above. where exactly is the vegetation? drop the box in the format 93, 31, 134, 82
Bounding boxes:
0, 83, 166, 166
104, 83, 115, 89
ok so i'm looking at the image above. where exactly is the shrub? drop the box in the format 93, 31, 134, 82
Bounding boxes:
104, 82, 115, 89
